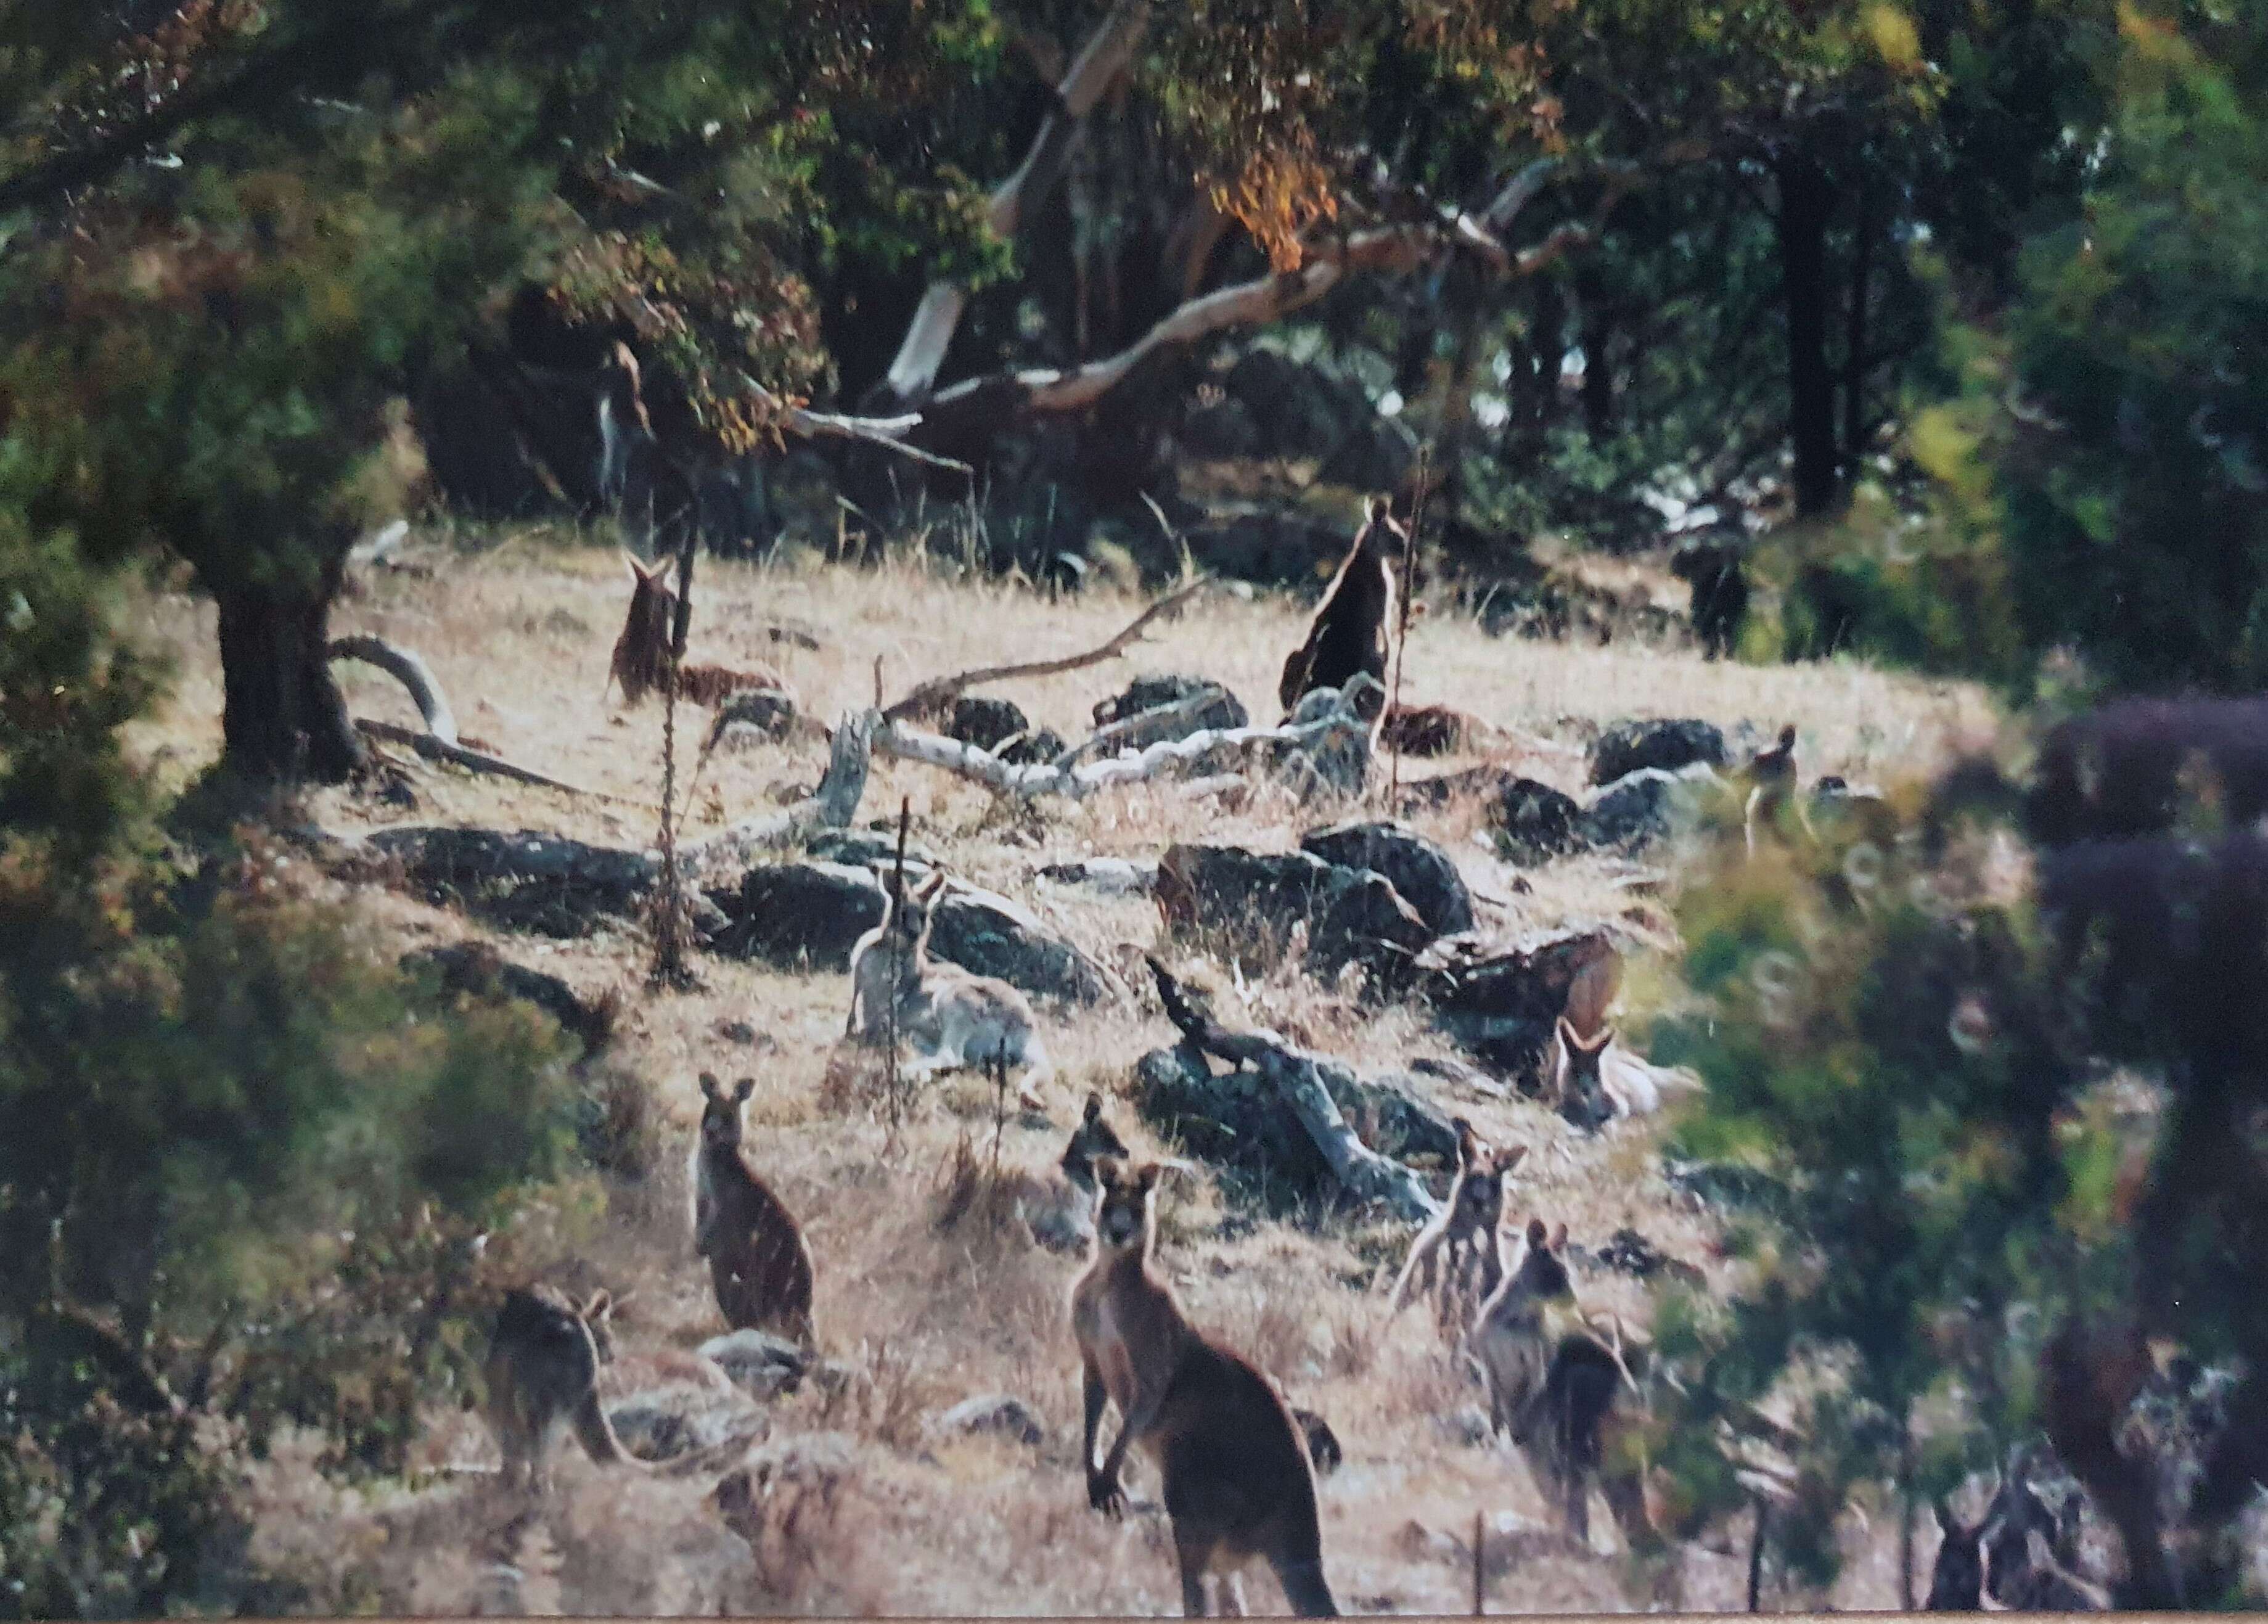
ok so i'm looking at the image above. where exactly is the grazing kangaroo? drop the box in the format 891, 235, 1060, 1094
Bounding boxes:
485, 1285, 648, 1494
1013, 1091, 1133, 1255
1073, 1159, 1339, 1617
690, 1073, 817, 1347
1388, 1119, 1525, 1338
1469, 1218, 1652, 1551
845, 870, 1055, 1110
605, 553, 788, 708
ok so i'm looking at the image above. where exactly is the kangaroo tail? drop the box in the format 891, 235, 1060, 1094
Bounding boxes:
570, 1387, 639, 1469
1271, 1556, 1339, 1618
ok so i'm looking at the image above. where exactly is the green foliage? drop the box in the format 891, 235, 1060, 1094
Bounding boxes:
1643, 784, 2111, 1585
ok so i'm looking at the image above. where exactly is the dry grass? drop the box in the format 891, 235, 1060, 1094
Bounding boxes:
126, 527, 1995, 1615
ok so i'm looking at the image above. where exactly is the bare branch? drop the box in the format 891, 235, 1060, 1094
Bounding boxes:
329, 634, 457, 744
880, 578, 1206, 723
351, 720, 615, 798
877, 0, 1155, 407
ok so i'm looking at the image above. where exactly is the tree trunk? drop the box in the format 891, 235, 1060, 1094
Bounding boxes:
212, 551, 364, 784
1578, 266, 1615, 440
1775, 150, 1841, 517
1841, 184, 1877, 480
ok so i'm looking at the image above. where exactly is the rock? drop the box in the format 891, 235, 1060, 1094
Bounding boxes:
927, 885, 1115, 1006
1589, 718, 1727, 785
699, 1329, 811, 1398
401, 941, 615, 1056
1351, 1075, 1464, 1165
1023, 1201, 1092, 1256
1301, 819, 1476, 937
711, 861, 886, 970
930, 1393, 1047, 1448
1155, 845, 1349, 959
948, 696, 1032, 754
1496, 777, 1587, 863
1317, 411, 1418, 492
1418, 927, 1623, 1083
712, 686, 799, 742
1307, 870, 1433, 996
1581, 1227, 1706, 1287
803, 827, 940, 876
1091, 674, 1249, 736
1134, 1042, 1335, 1208
1581, 763, 1721, 851
603, 1366, 766, 1461
368, 826, 658, 938
1036, 856, 1157, 896
1182, 393, 1261, 459
1664, 1158, 1793, 1221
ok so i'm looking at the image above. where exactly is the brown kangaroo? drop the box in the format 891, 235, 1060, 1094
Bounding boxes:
1468, 1218, 1653, 1551
484, 1285, 648, 1494
1387, 1119, 1525, 1338
690, 1073, 817, 1346
1072, 1159, 1338, 1617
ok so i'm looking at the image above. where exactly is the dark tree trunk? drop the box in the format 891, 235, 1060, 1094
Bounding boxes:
1775, 150, 1841, 517
1842, 184, 1878, 479
211, 549, 364, 785
1578, 268, 1615, 440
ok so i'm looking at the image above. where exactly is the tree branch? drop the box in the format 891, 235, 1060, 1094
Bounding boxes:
330, 634, 457, 745
880, 578, 1205, 722
875, 0, 1155, 408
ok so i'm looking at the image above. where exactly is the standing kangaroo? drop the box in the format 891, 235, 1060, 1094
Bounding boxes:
690, 1073, 817, 1347
484, 1285, 649, 1495
1073, 1158, 1338, 1617
1468, 1218, 1653, 1551
1388, 1119, 1525, 1339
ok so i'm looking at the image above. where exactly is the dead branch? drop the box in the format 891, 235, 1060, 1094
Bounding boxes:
1145, 954, 1439, 1223
1054, 683, 1235, 770
329, 633, 458, 744
877, 0, 1154, 408
874, 676, 1376, 803
679, 708, 874, 872
879, 578, 1206, 723
353, 720, 614, 800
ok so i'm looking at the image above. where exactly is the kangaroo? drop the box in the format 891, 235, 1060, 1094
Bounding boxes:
1469, 1218, 1652, 1552
1278, 495, 1406, 722
1550, 1017, 1619, 1131
484, 1285, 648, 1494
690, 1073, 817, 1347
845, 870, 1055, 1110
1388, 1119, 1525, 1338
1743, 724, 1814, 856
1013, 1091, 1132, 1255
1073, 1159, 1338, 1617
605, 553, 788, 708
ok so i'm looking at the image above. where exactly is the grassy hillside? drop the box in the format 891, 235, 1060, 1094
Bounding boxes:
127, 529, 1997, 1615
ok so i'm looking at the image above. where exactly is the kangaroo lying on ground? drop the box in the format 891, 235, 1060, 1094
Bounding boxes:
691, 1072, 817, 1346
1072, 1158, 1339, 1617
845, 869, 1055, 1110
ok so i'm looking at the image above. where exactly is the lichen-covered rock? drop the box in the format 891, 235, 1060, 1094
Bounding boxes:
1496, 777, 1587, 863
710, 861, 887, 970
1589, 718, 1727, 785
929, 1393, 1047, 1448
698, 1328, 811, 1397
1307, 870, 1433, 997
1419, 927, 1623, 1083
927, 885, 1115, 1007
1091, 673, 1248, 736
1301, 819, 1475, 937
1581, 763, 1721, 851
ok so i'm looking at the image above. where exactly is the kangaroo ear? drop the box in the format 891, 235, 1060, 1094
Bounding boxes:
1498, 1144, 1529, 1174
583, 1288, 613, 1322
1549, 1221, 1569, 1253
1453, 1117, 1483, 1168
1587, 1026, 1616, 1055
698, 1071, 721, 1101
1090, 1154, 1126, 1190
916, 871, 948, 902
1556, 1014, 1579, 1046
1133, 1160, 1165, 1194
1083, 1091, 1103, 1124
623, 550, 647, 585
734, 1077, 756, 1104
1525, 1216, 1548, 1249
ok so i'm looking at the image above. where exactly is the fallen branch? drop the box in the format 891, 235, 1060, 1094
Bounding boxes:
875, 676, 1376, 803
880, 578, 1206, 723
1145, 954, 1439, 1223
1053, 684, 1234, 771
679, 708, 874, 872
330, 633, 458, 744
353, 720, 615, 800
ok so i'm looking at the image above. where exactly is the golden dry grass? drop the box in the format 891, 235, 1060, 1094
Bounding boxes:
125, 527, 1997, 1615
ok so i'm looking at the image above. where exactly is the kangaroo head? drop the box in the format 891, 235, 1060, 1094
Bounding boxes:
698, 1071, 755, 1151
1091, 1156, 1163, 1255
1060, 1091, 1129, 1194
1926, 1501, 1987, 1610
1555, 1017, 1617, 1131
1778, 723, 1797, 752
1450, 1118, 1525, 1237
1506, 1214, 1574, 1305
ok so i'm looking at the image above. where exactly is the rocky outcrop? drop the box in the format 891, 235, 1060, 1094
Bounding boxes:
1589, 718, 1727, 785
